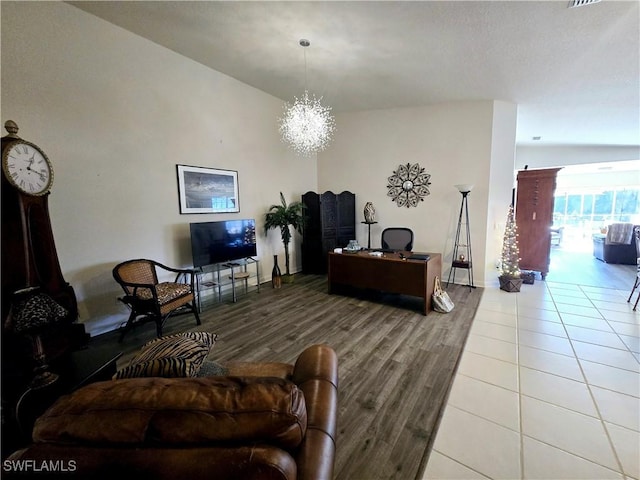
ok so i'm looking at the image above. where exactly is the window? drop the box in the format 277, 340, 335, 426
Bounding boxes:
554, 188, 640, 228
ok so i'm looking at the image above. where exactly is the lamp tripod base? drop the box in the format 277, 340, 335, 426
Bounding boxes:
29, 369, 59, 390
29, 335, 59, 390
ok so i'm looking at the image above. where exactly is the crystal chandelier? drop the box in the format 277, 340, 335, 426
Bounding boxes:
279, 39, 335, 156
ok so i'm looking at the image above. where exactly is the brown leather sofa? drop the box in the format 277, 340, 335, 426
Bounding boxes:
5, 344, 338, 480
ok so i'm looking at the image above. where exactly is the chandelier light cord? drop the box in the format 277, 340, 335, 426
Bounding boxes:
301, 39, 309, 91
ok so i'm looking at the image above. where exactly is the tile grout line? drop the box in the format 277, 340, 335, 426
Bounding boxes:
515, 288, 526, 480
593, 295, 640, 366
552, 283, 627, 476
428, 450, 492, 480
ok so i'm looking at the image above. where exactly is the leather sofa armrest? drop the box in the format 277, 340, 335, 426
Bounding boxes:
292, 344, 339, 390
291, 344, 339, 480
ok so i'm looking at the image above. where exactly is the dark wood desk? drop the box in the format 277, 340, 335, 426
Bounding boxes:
328, 251, 442, 315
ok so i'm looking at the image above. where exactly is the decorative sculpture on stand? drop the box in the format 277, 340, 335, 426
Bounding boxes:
364, 202, 376, 223
362, 202, 377, 249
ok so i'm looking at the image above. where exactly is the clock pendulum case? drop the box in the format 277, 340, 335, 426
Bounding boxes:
1, 120, 79, 327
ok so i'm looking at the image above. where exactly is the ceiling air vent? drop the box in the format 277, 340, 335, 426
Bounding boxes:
568, 0, 601, 8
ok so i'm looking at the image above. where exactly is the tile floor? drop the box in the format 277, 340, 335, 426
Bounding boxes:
423, 279, 640, 480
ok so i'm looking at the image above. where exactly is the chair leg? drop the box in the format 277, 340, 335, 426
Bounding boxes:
628, 276, 640, 311
192, 304, 201, 326
118, 310, 138, 343
628, 277, 640, 302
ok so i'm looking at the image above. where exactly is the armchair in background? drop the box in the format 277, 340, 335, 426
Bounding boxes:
112, 259, 200, 341
593, 223, 638, 265
550, 226, 564, 247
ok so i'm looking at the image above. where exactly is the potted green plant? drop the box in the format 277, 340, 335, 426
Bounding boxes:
264, 192, 305, 283
498, 204, 523, 292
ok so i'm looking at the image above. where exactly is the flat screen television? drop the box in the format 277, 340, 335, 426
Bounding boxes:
189, 219, 257, 267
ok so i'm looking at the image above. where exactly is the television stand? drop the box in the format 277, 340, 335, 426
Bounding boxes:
195, 257, 259, 310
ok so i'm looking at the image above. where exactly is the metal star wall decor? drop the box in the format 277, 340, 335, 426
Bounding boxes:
387, 163, 432, 208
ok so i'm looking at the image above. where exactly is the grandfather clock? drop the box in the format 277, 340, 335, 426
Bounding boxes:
1, 121, 86, 369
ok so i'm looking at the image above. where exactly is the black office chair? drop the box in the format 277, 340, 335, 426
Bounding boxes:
381, 227, 414, 251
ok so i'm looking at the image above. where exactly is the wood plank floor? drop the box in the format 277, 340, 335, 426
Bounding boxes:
90, 275, 483, 480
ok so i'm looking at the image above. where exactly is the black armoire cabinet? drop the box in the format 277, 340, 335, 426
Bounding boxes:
302, 191, 356, 274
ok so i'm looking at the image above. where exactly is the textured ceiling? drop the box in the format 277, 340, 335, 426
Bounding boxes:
69, 0, 640, 147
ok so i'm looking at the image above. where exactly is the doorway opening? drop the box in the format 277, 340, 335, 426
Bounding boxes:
546, 160, 639, 287
551, 160, 640, 253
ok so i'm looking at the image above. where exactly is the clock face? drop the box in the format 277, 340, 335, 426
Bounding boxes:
2, 140, 53, 196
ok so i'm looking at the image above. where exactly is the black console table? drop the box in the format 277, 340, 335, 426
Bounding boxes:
14, 347, 122, 441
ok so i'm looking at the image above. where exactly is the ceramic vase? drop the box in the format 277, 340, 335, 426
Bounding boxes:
272, 255, 282, 289
364, 202, 376, 223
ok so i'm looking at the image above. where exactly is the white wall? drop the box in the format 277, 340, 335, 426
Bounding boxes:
556, 161, 640, 191
318, 101, 502, 287
1, 2, 317, 335
516, 145, 640, 170
486, 101, 518, 287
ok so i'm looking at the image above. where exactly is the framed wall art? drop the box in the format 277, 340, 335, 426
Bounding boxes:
176, 165, 239, 214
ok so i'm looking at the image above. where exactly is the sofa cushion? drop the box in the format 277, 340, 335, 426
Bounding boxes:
113, 332, 217, 379
33, 376, 307, 450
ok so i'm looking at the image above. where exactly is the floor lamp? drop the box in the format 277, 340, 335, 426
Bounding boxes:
447, 184, 475, 289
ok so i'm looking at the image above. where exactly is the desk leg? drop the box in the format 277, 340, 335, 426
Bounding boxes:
425, 256, 441, 316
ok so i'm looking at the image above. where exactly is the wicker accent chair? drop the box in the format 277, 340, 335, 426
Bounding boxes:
112, 259, 201, 341
381, 227, 414, 251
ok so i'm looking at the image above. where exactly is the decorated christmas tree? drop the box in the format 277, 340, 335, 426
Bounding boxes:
499, 205, 522, 292
244, 223, 256, 245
